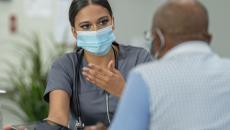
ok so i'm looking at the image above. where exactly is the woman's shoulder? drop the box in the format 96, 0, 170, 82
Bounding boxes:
51, 52, 77, 68
118, 44, 153, 63
119, 44, 148, 52
119, 44, 151, 58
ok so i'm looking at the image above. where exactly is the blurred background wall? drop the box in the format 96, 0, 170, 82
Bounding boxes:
0, 0, 230, 126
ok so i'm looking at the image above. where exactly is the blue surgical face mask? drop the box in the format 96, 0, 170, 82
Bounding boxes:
77, 26, 116, 56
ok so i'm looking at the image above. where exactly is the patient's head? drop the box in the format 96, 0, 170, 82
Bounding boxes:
151, 0, 212, 58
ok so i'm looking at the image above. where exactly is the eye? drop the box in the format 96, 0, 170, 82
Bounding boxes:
80, 24, 91, 31
99, 19, 109, 26
97, 16, 110, 29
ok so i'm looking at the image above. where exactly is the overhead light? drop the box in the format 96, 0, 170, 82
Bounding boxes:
0, 89, 6, 94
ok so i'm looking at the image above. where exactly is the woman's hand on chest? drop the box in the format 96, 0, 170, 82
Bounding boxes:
82, 60, 125, 97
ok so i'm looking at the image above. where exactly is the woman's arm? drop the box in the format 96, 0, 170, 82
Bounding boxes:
47, 90, 70, 127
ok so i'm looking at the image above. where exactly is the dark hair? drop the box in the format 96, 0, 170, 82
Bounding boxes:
69, 0, 113, 27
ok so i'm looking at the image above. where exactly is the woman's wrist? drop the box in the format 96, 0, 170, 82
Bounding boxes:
45, 117, 68, 127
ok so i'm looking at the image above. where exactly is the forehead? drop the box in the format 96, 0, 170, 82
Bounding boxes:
75, 4, 111, 23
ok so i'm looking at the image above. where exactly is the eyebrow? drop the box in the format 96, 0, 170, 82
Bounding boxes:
98, 16, 109, 21
79, 21, 90, 26
78, 16, 110, 26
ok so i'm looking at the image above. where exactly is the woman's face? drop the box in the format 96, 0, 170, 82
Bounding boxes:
72, 4, 114, 36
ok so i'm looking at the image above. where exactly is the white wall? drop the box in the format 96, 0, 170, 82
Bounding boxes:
202, 0, 230, 57
110, 0, 165, 48
1, 0, 230, 57
109, 0, 230, 57
0, 0, 230, 126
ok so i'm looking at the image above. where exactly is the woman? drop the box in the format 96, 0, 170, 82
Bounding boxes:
3, 0, 152, 130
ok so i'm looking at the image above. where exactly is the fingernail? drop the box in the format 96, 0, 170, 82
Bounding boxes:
88, 63, 93, 67
82, 67, 88, 71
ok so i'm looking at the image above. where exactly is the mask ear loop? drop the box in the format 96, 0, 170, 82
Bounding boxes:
73, 28, 78, 48
72, 28, 78, 40
111, 17, 115, 29
154, 28, 165, 59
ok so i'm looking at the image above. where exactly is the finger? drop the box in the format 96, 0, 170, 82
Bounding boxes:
82, 67, 99, 81
18, 127, 24, 130
82, 71, 96, 84
113, 69, 122, 75
88, 64, 105, 73
3, 124, 12, 130
94, 79, 108, 90
108, 60, 116, 72
84, 71, 108, 83
108, 60, 115, 70
83, 66, 113, 80
83, 72, 107, 88
96, 123, 107, 130
83, 70, 108, 89
88, 64, 113, 76
82, 68, 108, 83
84, 126, 97, 130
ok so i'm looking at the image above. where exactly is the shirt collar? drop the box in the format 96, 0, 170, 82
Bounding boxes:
162, 41, 212, 60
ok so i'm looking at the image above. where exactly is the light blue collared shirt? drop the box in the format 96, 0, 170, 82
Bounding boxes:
110, 41, 211, 130
110, 41, 230, 130
109, 71, 150, 130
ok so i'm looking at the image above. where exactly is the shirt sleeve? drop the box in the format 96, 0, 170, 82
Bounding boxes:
44, 55, 73, 102
109, 71, 151, 130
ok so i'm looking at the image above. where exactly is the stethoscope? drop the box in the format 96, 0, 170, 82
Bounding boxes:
70, 44, 118, 130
